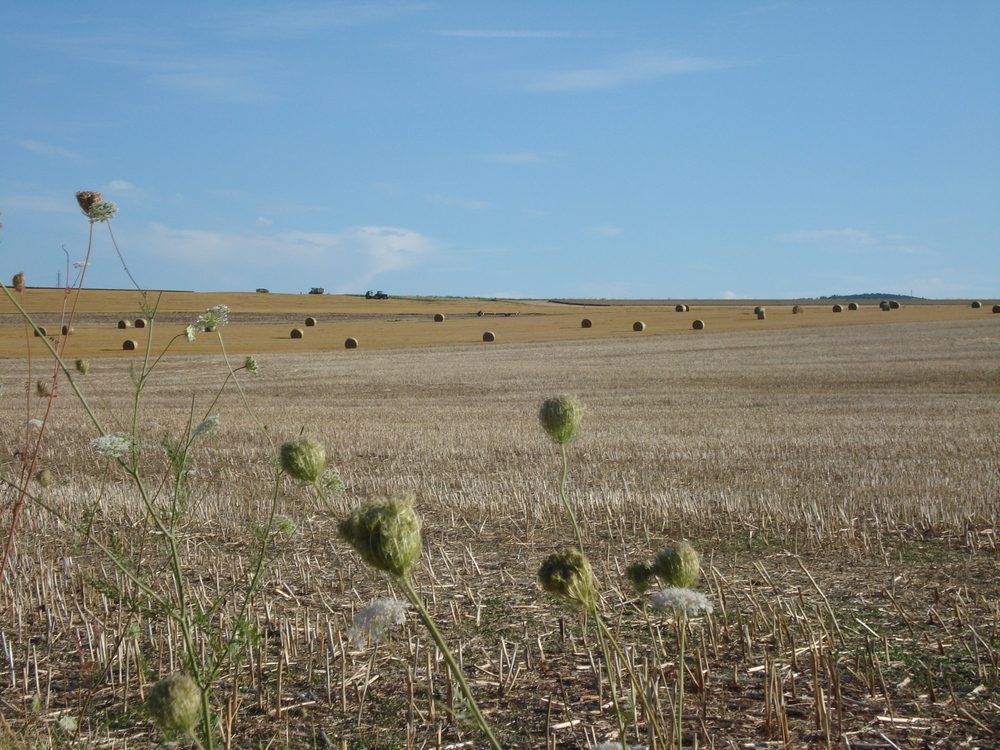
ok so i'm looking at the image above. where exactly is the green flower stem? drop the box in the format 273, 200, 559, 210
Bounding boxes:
399, 576, 502, 750
558, 443, 585, 551
675, 612, 687, 750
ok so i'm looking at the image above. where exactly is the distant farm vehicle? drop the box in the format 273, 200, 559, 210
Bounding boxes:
309, 287, 324, 295
256, 288, 269, 293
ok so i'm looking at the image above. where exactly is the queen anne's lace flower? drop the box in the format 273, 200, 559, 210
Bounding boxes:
347, 599, 410, 647
650, 587, 714, 616
242, 356, 258, 373
184, 325, 197, 342
91, 433, 134, 458
191, 416, 219, 440
195, 305, 229, 329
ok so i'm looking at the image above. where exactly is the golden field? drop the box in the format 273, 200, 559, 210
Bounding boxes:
0, 290, 997, 749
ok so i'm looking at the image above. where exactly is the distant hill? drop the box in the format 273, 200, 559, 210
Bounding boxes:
819, 293, 922, 300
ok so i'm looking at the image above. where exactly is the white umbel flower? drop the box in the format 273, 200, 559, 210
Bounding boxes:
195, 305, 229, 329
347, 599, 410, 647
650, 587, 714, 616
91, 433, 134, 458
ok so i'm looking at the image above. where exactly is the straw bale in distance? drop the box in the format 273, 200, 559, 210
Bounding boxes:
34, 326, 47, 337
434, 313, 445, 322
482, 331, 495, 342
880, 301, 891, 311
134, 318, 147, 328
290, 328, 304, 339
581, 318, 592, 328
345, 337, 358, 349
692, 319, 705, 330
889, 300, 900, 309
61, 325, 74, 335
993, 305, 1000, 314
848, 302, 859, 310
305, 317, 317, 326
754, 306, 763, 315
757, 309, 766, 319
684, 304, 690, 311
832, 304, 843, 313
633, 321, 645, 331
675, 304, 685, 312
792, 305, 802, 314
117, 320, 130, 329
122, 339, 137, 351
971, 301, 981, 308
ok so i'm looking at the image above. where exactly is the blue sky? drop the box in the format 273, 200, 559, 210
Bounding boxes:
2, 2, 998, 299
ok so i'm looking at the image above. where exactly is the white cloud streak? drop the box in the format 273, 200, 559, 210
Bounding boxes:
528, 50, 732, 92
132, 223, 436, 290
587, 224, 621, 237
20, 141, 81, 159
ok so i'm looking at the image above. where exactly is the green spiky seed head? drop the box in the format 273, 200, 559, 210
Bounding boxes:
35, 469, 52, 488
146, 673, 200, 736
653, 541, 700, 588
625, 561, 654, 594
280, 436, 326, 483
538, 395, 585, 444
75, 358, 90, 375
338, 495, 422, 578
538, 547, 597, 608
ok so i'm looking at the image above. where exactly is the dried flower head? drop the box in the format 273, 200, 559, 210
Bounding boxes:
538, 547, 598, 609
625, 561, 654, 594
75, 359, 90, 375
338, 495, 422, 578
146, 673, 200, 735
36, 380, 52, 397
76, 191, 102, 214
539, 394, 585, 444
242, 355, 259, 373
653, 541, 700, 589
12, 272, 25, 293
280, 436, 326, 483
35, 469, 53, 488
195, 305, 229, 330
651, 587, 714, 617
91, 433, 134, 459
347, 598, 410, 647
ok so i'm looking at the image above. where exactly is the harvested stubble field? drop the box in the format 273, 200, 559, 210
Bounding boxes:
0, 290, 998, 749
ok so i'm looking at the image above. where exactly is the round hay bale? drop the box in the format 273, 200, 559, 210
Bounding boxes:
34, 326, 47, 337
684, 304, 691, 312
675, 304, 685, 312
134, 318, 147, 328
971, 301, 981, 308
433, 313, 445, 322
117, 320, 130, 329
757, 309, 766, 319
632, 321, 646, 332
880, 301, 891, 311
753, 306, 762, 315
832, 304, 843, 313
344, 337, 358, 349
290, 328, 304, 339
993, 305, 1000, 314
482, 331, 495, 342
581, 318, 592, 328
848, 302, 859, 311
889, 300, 900, 309
304, 317, 317, 327
692, 319, 705, 330
122, 339, 137, 351
61, 325, 74, 335
792, 305, 802, 314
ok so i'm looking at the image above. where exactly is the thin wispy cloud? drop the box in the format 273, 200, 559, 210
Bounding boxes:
430, 194, 489, 209
480, 152, 548, 164
217, 4, 429, 39
435, 30, 588, 39
20, 141, 81, 160
107, 180, 135, 191
587, 224, 621, 238
528, 50, 732, 92
777, 229, 875, 243
131, 223, 436, 290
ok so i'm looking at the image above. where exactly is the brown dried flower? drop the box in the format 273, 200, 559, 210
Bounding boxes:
12, 272, 25, 293
75, 191, 103, 214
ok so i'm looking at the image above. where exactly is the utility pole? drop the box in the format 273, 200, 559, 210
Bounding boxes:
56, 272, 61, 289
